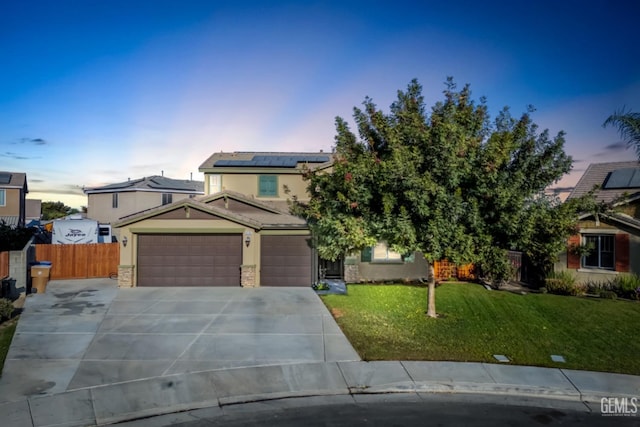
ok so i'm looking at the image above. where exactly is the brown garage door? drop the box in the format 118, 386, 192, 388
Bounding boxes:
261, 235, 312, 286
137, 234, 242, 286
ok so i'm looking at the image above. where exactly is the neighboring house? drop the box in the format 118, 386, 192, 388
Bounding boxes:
556, 161, 640, 282
0, 171, 28, 227
25, 199, 42, 225
84, 175, 204, 226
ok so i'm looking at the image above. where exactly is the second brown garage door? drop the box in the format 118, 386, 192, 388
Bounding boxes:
137, 234, 242, 286
260, 235, 312, 286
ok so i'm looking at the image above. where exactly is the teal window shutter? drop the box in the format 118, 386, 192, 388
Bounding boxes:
361, 247, 372, 262
258, 175, 278, 196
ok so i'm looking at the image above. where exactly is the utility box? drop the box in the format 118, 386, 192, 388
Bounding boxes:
31, 265, 51, 294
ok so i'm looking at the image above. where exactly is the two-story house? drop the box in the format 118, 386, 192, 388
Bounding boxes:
113, 152, 428, 288
556, 161, 640, 282
0, 171, 28, 227
84, 175, 205, 227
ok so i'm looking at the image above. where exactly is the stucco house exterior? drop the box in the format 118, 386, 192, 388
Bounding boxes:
555, 161, 640, 282
0, 171, 28, 227
84, 175, 204, 227
114, 152, 429, 287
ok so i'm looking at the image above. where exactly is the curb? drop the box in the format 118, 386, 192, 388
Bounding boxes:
1, 361, 638, 427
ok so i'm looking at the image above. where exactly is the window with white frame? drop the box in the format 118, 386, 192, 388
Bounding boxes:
373, 242, 403, 262
112, 193, 118, 209
209, 174, 222, 194
583, 234, 614, 270
162, 193, 172, 205
0, 189, 5, 206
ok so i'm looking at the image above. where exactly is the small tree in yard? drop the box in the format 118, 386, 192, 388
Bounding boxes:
293, 78, 581, 317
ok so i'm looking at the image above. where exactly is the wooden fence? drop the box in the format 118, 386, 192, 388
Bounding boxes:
433, 259, 475, 281
433, 251, 527, 283
0, 251, 8, 280
34, 243, 119, 280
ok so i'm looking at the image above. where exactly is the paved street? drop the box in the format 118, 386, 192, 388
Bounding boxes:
118, 394, 640, 427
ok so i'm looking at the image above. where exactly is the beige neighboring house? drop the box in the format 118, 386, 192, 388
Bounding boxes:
0, 171, 28, 227
555, 161, 640, 282
25, 199, 42, 224
84, 175, 204, 227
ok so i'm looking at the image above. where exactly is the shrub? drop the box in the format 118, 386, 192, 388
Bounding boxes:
0, 298, 14, 321
611, 274, 640, 300
599, 290, 617, 300
545, 270, 585, 296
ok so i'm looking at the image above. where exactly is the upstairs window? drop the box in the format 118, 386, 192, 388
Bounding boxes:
162, 193, 173, 205
112, 193, 118, 209
0, 189, 5, 206
209, 174, 222, 194
258, 175, 278, 197
583, 234, 614, 270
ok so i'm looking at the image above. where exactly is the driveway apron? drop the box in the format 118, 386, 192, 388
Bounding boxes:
0, 279, 359, 402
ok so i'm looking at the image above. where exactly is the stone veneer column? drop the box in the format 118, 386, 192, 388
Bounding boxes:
344, 264, 359, 283
241, 265, 257, 288
118, 265, 135, 288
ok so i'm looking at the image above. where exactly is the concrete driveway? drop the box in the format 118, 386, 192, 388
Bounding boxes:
0, 279, 360, 402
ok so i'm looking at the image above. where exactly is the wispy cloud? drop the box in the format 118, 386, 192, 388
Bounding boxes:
30, 184, 85, 196
603, 141, 627, 152
12, 137, 49, 145
1, 152, 39, 160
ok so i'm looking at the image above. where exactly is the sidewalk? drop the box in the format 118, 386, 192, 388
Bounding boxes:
2, 360, 638, 427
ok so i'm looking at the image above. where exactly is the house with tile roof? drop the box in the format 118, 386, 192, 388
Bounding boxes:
0, 171, 28, 227
556, 160, 640, 282
84, 175, 204, 227
113, 151, 429, 288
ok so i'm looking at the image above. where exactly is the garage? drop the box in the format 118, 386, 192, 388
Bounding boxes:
137, 233, 242, 287
260, 235, 312, 286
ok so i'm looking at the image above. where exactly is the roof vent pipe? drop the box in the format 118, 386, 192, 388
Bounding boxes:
161, 170, 164, 177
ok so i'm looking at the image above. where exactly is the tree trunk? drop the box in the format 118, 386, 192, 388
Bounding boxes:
427, 262, 437, 318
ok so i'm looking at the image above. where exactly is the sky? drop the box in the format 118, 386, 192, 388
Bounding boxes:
1, 0, 639, 209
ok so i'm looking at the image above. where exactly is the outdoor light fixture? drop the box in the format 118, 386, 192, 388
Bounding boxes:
244, 231, 252, 247
122, 236, 128, 247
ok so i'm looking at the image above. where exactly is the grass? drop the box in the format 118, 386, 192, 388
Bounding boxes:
322, 283, 640, 375
0, 316, 18, 376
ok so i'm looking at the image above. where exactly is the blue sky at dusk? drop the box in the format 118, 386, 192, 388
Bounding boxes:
1, 0, 638, 208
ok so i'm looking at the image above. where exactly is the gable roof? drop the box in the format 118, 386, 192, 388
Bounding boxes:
84, 175, 204, 194
0, 171, 27, 191
199, 151, 334, 172
568, 161, 640, 204
114, 191, 307, 230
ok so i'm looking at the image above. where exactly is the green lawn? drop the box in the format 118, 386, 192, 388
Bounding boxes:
0, 316, 18, 376
322, 283, 640, 375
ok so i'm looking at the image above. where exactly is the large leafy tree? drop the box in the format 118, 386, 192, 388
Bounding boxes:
293, 79, 578, 317
41, 201, 78, 220
603, 108, 640, 158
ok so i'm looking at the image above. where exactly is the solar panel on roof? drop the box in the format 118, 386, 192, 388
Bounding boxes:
214, 155, 330, 168
603, 168, 640, 189
0, 173, 11, 184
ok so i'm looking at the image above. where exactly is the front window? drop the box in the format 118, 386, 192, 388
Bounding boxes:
0, 189, 5, 206
373, 242, 403, 262
112, 193, 118, 209
162, 193, 172, 205
209, 174, 222, 194
258, 175, 278, 197
583, 234, 614, 270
